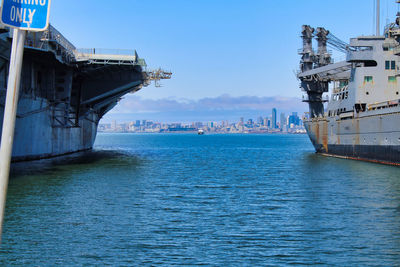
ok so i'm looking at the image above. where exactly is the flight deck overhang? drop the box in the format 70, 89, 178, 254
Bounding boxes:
73, 49, 142, 66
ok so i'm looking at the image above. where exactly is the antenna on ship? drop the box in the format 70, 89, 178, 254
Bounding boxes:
386, 0, 390, 26
376, 0, 380, 35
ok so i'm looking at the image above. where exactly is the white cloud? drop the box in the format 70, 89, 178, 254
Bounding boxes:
111, 94, 307, 114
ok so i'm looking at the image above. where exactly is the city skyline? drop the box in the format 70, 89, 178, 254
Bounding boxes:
99, 108, 305, 134
101, 108, 302, 124
100, 94, 308, 124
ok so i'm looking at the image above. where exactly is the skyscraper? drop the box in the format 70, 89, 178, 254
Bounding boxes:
272, 108, 277, 129
288, 112, 300, 128
280, 112, 286, 130
257, 116, 263, 125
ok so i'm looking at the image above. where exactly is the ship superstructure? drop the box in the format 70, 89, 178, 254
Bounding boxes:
297, 1, 400, 165
0, 24, 171, 161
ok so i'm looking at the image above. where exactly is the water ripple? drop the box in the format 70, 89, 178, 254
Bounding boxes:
1, 133, 400, 265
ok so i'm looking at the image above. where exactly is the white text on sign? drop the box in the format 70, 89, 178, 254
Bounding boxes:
9, 7, 35, 24
9, 0, 47, 25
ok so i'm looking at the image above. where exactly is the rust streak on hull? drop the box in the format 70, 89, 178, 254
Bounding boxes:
322, 120, 328, 152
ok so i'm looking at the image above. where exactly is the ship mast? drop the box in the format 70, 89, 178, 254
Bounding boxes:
376, 0, 380, 35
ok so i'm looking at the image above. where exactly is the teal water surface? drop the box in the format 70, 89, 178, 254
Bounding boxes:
1, 133, 400, 265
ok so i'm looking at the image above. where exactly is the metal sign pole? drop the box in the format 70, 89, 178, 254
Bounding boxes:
0, 28, 26, 241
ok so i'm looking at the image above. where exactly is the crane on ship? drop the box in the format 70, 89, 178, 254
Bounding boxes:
297, 26, 352, 82
145, 68, 172, 87
297, 25, 352, 118
326, 32, 349, 54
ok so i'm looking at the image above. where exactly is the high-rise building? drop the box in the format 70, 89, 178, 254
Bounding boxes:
257, 116, 263, 125
288, 112, 300, 127
272, 108, 277, 129
280, 112, 286, 130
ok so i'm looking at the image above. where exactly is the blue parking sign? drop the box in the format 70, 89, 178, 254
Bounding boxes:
1, 0, 51, 31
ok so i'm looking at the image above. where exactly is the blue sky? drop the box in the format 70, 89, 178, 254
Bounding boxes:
49, 0, 399, 122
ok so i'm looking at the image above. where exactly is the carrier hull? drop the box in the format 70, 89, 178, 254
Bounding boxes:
0, 25, 150, 161
0, 95, 98, 162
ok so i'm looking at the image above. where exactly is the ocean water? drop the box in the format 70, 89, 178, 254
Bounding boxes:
1, 133, 400, 265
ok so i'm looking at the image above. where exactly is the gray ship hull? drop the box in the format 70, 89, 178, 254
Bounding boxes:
304, 107, 400, 165
0, 95, 98, 162
0, 25, 149, 161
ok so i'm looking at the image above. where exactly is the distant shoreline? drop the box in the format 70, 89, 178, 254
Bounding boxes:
98, 131, 307, 135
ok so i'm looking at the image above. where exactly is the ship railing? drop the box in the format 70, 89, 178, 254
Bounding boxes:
74, 48, 142, 65
332, 84, 349, 94
23, 24, 76, 63
12, 24, 147, 66
25, 24, 77, 54
297, 48, 333, 55
297, 48, 316, 54
367, 99, 400, 110
75, 48, 135, 56
45, 25, 76, 52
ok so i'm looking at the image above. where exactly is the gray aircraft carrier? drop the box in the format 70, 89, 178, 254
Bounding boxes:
0, 24, 171, 161
298, 0, 400, 165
